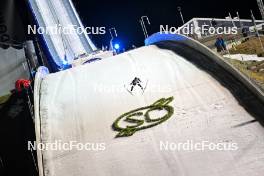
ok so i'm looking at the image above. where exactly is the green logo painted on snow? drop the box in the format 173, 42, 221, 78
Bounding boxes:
112, 97, 174, 137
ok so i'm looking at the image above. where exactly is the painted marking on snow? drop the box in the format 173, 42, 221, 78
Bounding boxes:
112, 97, 174, 137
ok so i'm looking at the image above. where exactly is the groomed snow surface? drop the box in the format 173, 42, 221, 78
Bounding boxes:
37, 45, 264, 176
224, 54, 264, 61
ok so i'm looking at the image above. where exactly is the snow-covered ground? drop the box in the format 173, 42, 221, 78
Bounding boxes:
71, 50, 113, 67
36, 45, 264, 176
224, 54, 264, 61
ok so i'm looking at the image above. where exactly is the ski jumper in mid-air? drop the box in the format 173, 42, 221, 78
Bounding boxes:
130, 77, 143, 91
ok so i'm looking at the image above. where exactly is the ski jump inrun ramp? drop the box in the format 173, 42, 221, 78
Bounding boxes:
28, 0, 264, 175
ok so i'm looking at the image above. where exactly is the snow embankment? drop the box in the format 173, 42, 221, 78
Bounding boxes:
224, 54, 264, 61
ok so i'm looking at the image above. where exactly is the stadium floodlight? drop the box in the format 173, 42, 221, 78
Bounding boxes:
62, 60, 68, 65
114, 43, 120, 50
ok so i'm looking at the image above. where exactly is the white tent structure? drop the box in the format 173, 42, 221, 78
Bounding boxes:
0, 48, 29, 96
34, 36, 264, 176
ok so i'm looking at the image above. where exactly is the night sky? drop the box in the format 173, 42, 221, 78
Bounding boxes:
72, 0, 262, 49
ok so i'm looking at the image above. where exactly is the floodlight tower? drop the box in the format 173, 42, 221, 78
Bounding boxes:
109, 27, 118, 54
177, 6, 185, 25
140, 16, 151, 39
256, 0, 264, 20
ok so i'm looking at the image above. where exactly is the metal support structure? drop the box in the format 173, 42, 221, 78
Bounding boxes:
109, 27, 118, 53
251, 10, 264, 52
256, 0, 264, 20
236, 11, 243, 28
177, 7, 185, 25
140, 16, 151, 39
0, 156, 4, 173
229, 12, 236, 27
140, 19, 147, 39
109, 27, 117, 38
